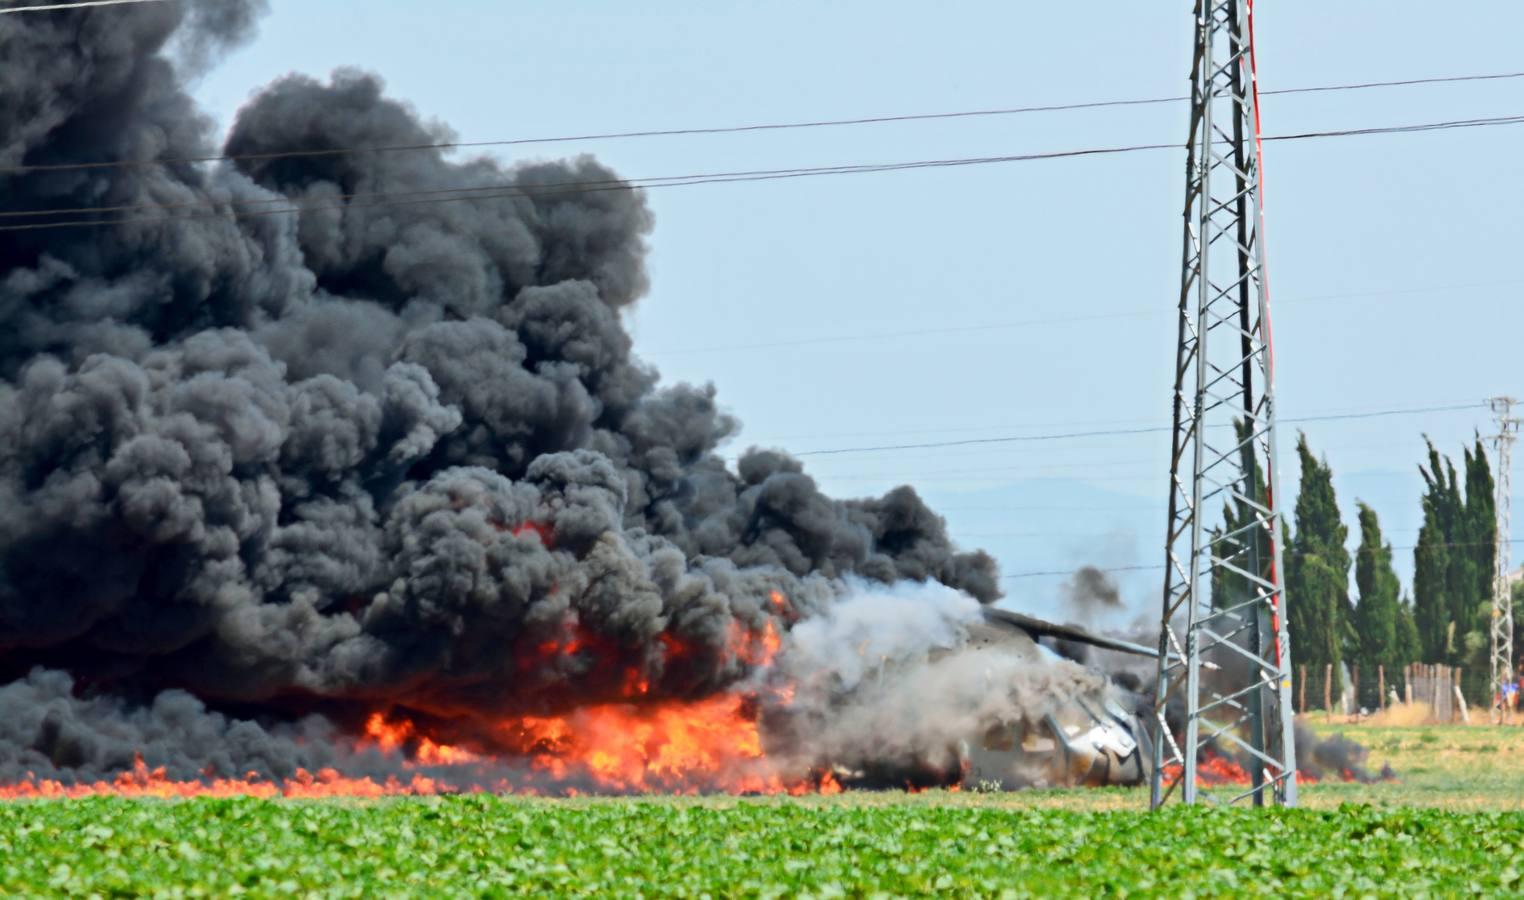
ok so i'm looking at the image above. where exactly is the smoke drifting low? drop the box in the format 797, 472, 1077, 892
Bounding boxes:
756, 581, 1106, 783
0, 1, 1006, 785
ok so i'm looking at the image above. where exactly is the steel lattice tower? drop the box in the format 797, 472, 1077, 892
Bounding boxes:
1150, 0, 1297, 808
1490, 396, 1518, 724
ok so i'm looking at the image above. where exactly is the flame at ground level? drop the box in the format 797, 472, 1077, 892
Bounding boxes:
0, 604, 838, 800
1162, 751, 1390, 788
500, 694, 792, 794
0, 693, 843, 799
0, 756, 462, 800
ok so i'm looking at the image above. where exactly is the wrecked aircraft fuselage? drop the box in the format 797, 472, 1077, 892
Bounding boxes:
953, 608, 1153, 789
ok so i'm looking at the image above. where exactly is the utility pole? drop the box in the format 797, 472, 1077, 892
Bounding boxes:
1151, 0, 1297, 808
1490, 396, 1518, 724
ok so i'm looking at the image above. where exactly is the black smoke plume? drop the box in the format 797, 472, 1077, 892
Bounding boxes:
1041, 565, 1127, 664
0, 1, 998, 782
1292, 722, 1395, 784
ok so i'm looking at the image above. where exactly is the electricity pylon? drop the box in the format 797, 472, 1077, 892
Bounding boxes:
1490, 396, 1518, 724
1151, 0, 1297, 808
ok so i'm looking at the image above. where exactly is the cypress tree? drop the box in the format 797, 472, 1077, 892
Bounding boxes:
1414, 439, 1496, 683
1286, 433, 1350, 703
1415, 440, 1458, 662
1439, 456, 1470, 651
1351, 502, 1401, 705
1413, 507, 1449, 662
1395, 595, 1422, 671
1464, 438, 1497, 606
1459, 441, 1496, 699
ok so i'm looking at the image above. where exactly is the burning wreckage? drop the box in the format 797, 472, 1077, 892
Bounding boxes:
0, 1, 1386, 799
949, 609, 1152, 790
0, 578, 1159, 797
0, 0, 1137, 799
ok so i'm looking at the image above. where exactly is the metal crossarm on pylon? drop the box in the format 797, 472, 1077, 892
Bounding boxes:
1150, 0, 1297, 808
1489, 396, 1518, 724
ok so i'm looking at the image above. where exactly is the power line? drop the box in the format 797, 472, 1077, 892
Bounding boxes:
1004, 564, 1164, 580
819, 462, 1507, 488
0, 145, 1174, 232
1000, 539, 1524, 580
655, 277, 1524, 357
0, 0, 164, 11
822, 462, 1512, 488
794, 425, 1166, 457
3, 70, 1521, 175
961, 525, 1459, 540
936, 504, 1159, 512
655, 310, 1154, 356
747, 343, 1518, 442
1286, 403, 1491, 425
833, 472, 1159, 485
4, 112, 1521, 234
790, 402, 1483, 457
15, 142, 1169, 222
772, 405, 1508, 464
735, 400, 1490, 464
749, 415, 1161, 445
1267, 114, 1524, 142
955, 532, 1112, 539
1259, 71, 1524, 97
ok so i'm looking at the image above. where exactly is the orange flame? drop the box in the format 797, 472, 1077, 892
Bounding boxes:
0, 591, 871, 800
0, 755, 455, 800
363, 713, 481, 766
818, 770, 842, 795
495, 694, 789, 794
730, 619, 781, 668
1163, 750, 1372, 788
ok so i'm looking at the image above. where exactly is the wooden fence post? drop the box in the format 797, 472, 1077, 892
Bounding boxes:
1405, 663, 1413, 705
1298, 664, 1306, 714
1324, 663, 1333, 722
1378, 664, 1386, 711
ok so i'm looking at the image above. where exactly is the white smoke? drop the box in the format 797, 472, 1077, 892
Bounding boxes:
780, 579, 983, 690
760, 580, 1106, 782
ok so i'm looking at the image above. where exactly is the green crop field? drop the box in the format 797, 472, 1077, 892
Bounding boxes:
1013, 718, 1524, 813
4, 796, 1524, 896
3, 722, 1523, 897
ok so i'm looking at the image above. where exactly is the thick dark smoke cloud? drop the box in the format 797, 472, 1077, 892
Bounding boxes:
0, 1, 996, 780
0, 668, 379, 783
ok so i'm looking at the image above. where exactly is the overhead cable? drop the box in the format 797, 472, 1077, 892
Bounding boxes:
0, 0, 165, 11
790, 402, 1484, 457
1000, 539, 1524, 580
654, 277, 1524, 356
3, 70, 1520, 173
0, 144, 1179, 231
3, 113, 1521, 234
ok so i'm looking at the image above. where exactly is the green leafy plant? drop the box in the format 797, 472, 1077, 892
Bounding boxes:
1, 797, 1520, 896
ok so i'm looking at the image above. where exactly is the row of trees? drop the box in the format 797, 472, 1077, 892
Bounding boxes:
1212, 429, 1519, 707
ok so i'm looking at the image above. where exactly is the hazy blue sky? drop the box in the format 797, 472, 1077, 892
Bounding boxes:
194, 1, 1524, 620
